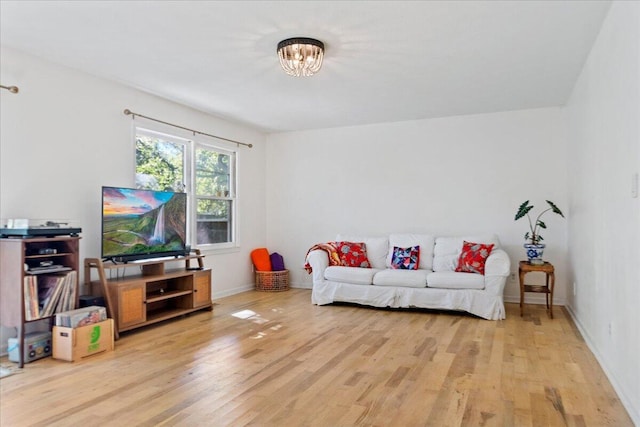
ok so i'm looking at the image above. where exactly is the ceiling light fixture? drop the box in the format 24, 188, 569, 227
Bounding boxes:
277, 37, 324, 77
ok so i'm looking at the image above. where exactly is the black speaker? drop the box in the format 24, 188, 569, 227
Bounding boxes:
78, 295, 105, 308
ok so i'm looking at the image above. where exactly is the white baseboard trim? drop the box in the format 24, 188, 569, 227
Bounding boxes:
213, 284, 254, 299
565, 304, 639, 426
503, 294, 566, 306
212, 283, 311, 300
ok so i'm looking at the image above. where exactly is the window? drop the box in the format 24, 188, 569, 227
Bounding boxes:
135, 130, 186, 192
134, 127, 237, 249
194, 144, 236, 246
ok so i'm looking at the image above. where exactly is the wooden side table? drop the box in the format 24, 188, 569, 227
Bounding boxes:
519, 260, 555, 319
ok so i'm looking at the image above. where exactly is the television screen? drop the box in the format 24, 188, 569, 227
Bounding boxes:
101, 186, 187, 261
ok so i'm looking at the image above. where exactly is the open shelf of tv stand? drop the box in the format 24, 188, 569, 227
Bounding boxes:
84, 250, 212, 340
146, 288, 193, 302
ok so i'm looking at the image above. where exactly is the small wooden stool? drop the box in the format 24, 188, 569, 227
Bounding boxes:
519, 260, 555, 318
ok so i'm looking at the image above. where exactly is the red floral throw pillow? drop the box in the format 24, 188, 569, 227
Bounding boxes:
455, 241, 494, 275
336, 242, 371, 268
391, 246, 420, 270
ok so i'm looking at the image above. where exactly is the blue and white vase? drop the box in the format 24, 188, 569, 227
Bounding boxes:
524, 243, 545, 265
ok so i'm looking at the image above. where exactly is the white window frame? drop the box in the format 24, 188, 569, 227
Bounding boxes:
192, 141, 238, 250
133, 124, 239, 251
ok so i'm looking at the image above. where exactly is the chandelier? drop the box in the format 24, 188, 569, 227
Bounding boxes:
277, 38, 324, 77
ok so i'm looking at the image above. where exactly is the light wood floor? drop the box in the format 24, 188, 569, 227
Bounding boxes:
0, 289, 633, 427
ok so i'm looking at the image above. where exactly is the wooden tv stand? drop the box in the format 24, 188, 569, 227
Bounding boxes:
84, 252, 212, 339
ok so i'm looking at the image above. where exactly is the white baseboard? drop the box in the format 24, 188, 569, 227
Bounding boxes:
212, 284, 255, 299
565, 304, 639, 426
504, 293, 566, 306
213, 283, 312, 299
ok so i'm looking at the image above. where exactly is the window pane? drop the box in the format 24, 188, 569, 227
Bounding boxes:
195, 148, 230, 197
134, 127, 238, 249
136, 135, 185, 191
196, 198, 232, 244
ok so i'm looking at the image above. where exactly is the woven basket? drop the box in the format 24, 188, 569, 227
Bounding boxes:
255, 270, 290, 292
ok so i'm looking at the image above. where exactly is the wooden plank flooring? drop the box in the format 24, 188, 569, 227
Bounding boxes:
0, 289, 633, 426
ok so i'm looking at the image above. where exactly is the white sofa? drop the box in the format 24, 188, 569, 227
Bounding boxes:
305, 233, 510, 320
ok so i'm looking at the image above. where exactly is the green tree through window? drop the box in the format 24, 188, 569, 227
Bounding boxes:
135, 135, 184, 191
195, 146, 234, 245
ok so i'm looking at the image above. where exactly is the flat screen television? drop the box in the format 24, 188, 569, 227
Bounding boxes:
101, 186, 187, 262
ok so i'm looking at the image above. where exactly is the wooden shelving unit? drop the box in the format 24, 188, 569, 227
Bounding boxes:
84, 251, 212, 339
0, 236, 81, 367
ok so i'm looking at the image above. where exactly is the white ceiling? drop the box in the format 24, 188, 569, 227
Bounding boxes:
0, 1, 611, 133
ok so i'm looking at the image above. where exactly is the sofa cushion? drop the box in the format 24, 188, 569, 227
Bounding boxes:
433, 235, 500, 272
455, 241, 494, 274
337, 235, 388, 269
373, 269, 429, 288
336, 241, 371, 268
427, 271, 485, 289
386, 234, 435, 270
324, 266, 380, 285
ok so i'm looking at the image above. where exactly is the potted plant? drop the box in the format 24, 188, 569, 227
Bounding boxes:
514, 200, 564, 264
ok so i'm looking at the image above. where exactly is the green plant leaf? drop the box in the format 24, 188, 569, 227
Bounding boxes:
546, 200, 565, 217
537, 220, 547, 229
524, 232, 530, 240
515, 200, 533, 220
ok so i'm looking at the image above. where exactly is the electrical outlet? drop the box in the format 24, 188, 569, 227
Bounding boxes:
510, 272, 516, 281
608, 323, 613, 337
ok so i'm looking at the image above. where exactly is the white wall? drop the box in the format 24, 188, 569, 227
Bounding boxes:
265, 107, 569, 304
0, 47, 267, 349
564, 1, 640, 424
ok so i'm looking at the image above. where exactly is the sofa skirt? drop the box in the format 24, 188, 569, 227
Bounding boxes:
311, 281, 506, 320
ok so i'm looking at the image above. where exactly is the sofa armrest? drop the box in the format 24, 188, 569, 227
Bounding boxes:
306, 249, 329, 285
485, 249, 510, 276
484, 249, 510, 295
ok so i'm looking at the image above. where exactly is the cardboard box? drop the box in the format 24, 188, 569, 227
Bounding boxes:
52, 319, 114, 362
